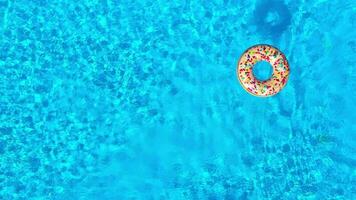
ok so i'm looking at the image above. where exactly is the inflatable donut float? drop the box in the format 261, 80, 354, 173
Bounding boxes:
237, 44, 290, 97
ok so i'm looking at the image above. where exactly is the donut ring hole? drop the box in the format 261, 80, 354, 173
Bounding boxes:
252, 61, 273, 81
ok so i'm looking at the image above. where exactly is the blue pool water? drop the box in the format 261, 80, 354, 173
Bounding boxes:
252, 61, 273, 81
0, 0, 355, 199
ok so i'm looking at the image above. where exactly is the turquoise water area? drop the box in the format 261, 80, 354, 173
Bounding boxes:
0, 0, 355, 199
252, 61, 273, 81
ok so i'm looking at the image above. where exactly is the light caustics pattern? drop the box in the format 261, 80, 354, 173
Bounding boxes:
0, 0, 355, 199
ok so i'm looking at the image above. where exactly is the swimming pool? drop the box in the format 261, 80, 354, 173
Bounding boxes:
0, 0, 355, 199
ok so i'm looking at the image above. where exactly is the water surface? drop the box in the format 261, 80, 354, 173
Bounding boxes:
0, 0, 355, 199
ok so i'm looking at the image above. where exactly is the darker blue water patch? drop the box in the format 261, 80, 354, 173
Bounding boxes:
327, 151, 356, 168
0, 127, 12, 135
282, 144, 291, 152
0, 140, 5, 154
252, 61, 273, 81
252, 0, 292, 39
28, 157, 41, 172
301, 184, 317, 194
241, 154, 255, 167
14, 182, 26, 193
0, 1, 8, 8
